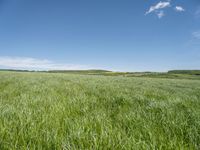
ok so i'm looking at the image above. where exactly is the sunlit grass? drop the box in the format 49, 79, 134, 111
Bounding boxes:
0, 72, 199, 149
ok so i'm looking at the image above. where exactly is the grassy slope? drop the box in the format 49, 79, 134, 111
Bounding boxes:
0, 72, 200, 149
1, 69, 200, 80
168, 70, 200, 75
48, 69, 111, 74
47, 70, 200, 80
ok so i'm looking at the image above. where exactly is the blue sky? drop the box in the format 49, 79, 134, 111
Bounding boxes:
0, 0, 200, 71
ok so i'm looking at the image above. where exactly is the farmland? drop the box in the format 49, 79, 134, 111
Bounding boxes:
0, 71, 200, 149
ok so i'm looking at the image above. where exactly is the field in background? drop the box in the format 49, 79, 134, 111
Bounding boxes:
0, 71, 200, 149
1, 69, 200, 80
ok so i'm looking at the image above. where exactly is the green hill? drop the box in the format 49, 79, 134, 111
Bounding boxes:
168, 70, 200, 75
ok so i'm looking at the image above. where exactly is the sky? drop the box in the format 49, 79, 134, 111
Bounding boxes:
0, 0, 200, 71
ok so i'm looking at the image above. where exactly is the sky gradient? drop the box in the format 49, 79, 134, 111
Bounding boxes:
0, 0, 200, 71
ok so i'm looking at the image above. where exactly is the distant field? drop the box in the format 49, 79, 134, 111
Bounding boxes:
0, 71, 200, 149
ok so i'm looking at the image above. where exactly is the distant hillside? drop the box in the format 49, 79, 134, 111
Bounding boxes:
0, 69, 111, 74
168, 70, 200, 75
0, 69, 34, 72
48, 69, 111, 74
1, 69, 200, 80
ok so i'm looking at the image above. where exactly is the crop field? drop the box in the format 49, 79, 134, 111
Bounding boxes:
0, 71, 200, 149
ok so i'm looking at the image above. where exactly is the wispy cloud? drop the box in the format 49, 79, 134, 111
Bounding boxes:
0, 56, 92, 70
145, 1, 170, 15
157, 11, 165, 19
175, 6, 185, 12
195, 7, 200, 18
192, 31, 200, 40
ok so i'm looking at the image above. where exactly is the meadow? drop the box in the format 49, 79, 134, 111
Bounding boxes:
0, 71, 200, 149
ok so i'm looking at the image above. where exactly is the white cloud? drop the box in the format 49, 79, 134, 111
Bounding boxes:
157, 11, 165, 19
0, 56, 92, 70
145, 1, 170, 15
175, 6, 185, 12
192, 31, 200, 40
145, 1, 186, 18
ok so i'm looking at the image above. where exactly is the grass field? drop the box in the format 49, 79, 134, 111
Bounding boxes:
0, 71, 200, 149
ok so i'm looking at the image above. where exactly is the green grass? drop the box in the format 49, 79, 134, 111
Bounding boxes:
0, 71, 200, 149
168, 70, 200, 75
